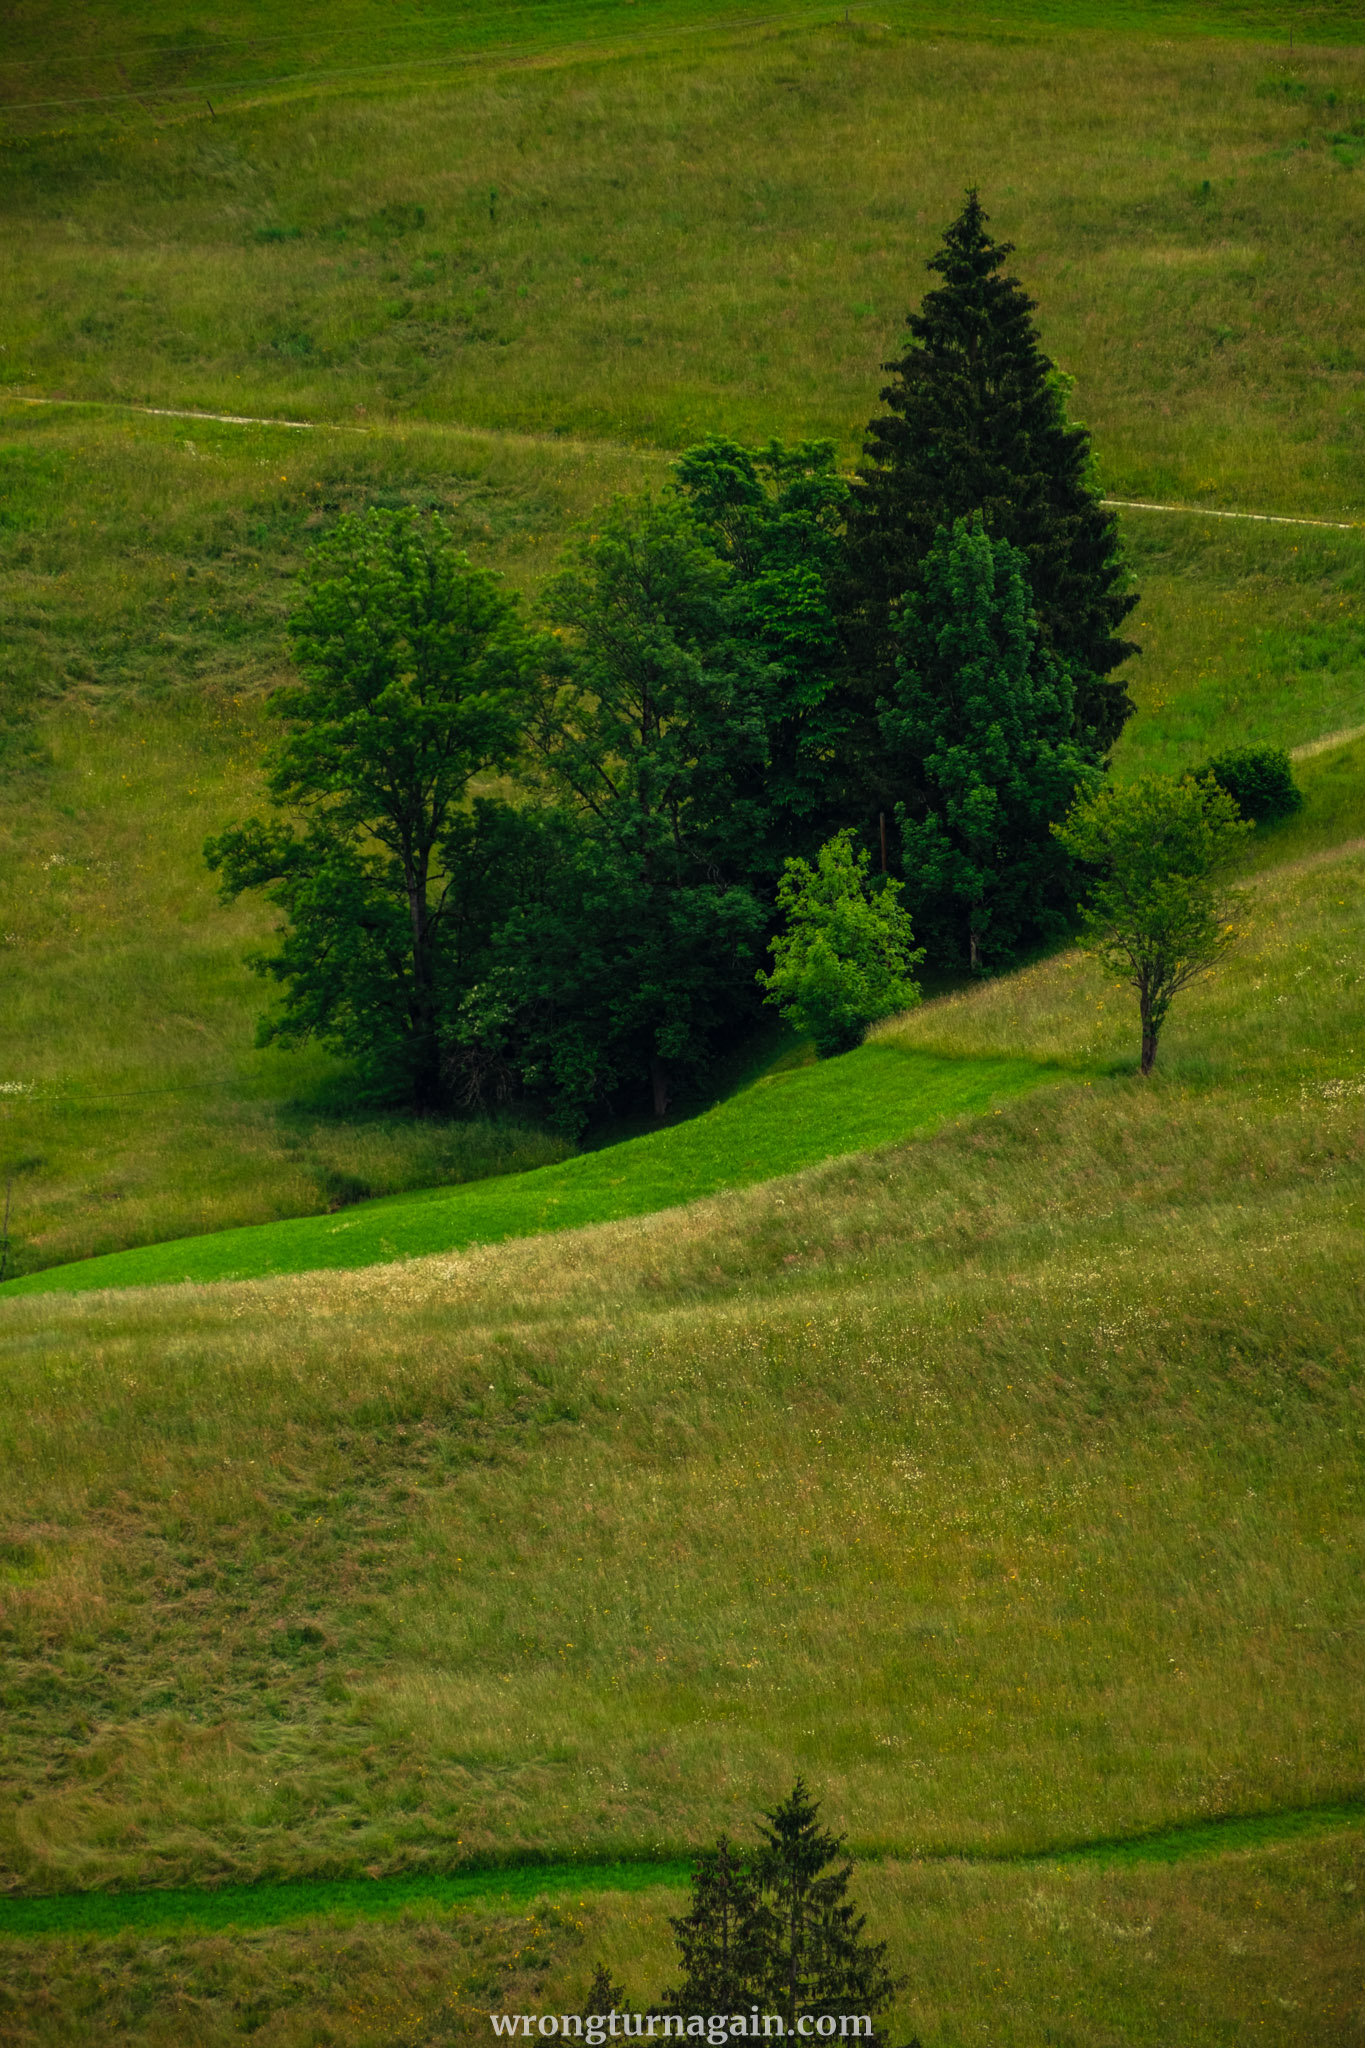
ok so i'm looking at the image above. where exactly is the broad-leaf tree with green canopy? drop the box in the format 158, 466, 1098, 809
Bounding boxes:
675, 436, 854, 858
206, 507, 530, 1111
758, 830, 922, 1057
1055, 772, 1252, 1074
517, 494, 770, 1119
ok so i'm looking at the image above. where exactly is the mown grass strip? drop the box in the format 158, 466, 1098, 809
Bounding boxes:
0, 1045, 1058, 1298
0, 1859, 694, 1941
4, 1804, 1362, 1941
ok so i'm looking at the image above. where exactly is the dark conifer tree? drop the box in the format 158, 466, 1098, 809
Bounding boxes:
882, 515, 1095, 971
581, 1963, 629, 2017
660, 1835, 766, 2012
753, 1780, 902, 2037
846, 192, 1137, 754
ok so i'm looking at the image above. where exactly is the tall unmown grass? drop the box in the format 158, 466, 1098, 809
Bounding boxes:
2, 0, 1361, 129
1, 847, 1361, 1907
0, 1828, 1360, 2047
3, 24, 1365, 511
0, 1835, 1363, 2046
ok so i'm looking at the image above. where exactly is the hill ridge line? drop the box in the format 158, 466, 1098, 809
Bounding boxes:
9, 396, 1365, 529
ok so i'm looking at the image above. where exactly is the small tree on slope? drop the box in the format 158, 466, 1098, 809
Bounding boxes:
758, 831, 923, 1056
846, 191, 1137, 755
659, 1784, 903, 2040
661, 1835, 767, 2013
1055, 773, 1251, 1074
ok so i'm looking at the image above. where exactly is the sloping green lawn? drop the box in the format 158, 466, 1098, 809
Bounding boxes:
0, 1044, 1057, 1297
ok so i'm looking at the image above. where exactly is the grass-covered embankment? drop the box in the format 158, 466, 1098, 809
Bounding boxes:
2, 844, 1361, 1872
0, 1044, 1056, 1295
1, 1833, 1362, 2046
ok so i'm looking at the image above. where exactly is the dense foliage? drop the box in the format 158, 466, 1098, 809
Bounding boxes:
660, 1782, 904, 2037
1198, 742, 1303, 825
883, 515, 1096, 970
758, 831, 923, 1057
205, 509, 529, 1112
209, 198, 1138, 1127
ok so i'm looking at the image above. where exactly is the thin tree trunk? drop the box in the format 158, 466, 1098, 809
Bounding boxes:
1140, 1021, 1158, 1075
650, 1054, 670, 1120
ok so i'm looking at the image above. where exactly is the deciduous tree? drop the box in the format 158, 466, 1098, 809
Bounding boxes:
1054, 772, 1251, 1073
758, 830, 922, 1056
525, 495, 770, 1117
206, 508, 529, 1111
676, 436, 854, 856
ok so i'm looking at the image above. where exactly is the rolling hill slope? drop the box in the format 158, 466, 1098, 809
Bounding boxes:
0, 1044, 1058, 1296
2, 2, 1364, 2042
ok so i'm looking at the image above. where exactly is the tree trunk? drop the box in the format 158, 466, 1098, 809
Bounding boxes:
1140, 1021, 1158, 1075
968, 924, 981, 972
650, 1054, 670, 1119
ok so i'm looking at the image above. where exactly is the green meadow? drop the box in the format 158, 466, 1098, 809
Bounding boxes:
1, 833, 1363, 2043
2, 0, 1365, 2041
0, 1044, 1056, 1296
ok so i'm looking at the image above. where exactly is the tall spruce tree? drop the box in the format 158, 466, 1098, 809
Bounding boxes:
753, 1780, 902, 2037
660, 1835, 767, 2013
847, 192, 1137, 754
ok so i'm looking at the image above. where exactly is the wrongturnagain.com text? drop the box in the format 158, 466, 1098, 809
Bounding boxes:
490, 2016, 874, 2044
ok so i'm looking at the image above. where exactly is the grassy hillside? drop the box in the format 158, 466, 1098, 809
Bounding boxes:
5, 21, 1365, 507
1, 3, 1364, 2039
1, 834, 1362, 2042
3, 0, 1365, 1270
0, 1045, 1059, 1295
1, 1836, 1363, 2045
3, 0, 1363, 140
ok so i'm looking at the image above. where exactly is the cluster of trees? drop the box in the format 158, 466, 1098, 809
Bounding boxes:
580, 1781, 913, 2047
211, 194, 1153, 1127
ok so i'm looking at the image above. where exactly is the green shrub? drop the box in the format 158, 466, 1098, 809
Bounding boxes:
1198, 744, 1303, 825
758, 830, 923, 1058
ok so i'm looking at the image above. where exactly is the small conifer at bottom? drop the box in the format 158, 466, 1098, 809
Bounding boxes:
582, 1962, 629, 2018
658, 1781, 905, 2045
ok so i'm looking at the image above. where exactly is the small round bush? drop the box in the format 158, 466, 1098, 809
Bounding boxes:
1198, 744, 1303, 825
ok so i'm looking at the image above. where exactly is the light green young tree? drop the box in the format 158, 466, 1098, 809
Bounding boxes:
758, 830, 923, 1057
1055, 773, 1252, 1075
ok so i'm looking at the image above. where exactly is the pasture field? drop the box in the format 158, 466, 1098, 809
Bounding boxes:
0, 1044, 1058, 1296
1, 1, 1364, 2041
1, 834, 1363, 2043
